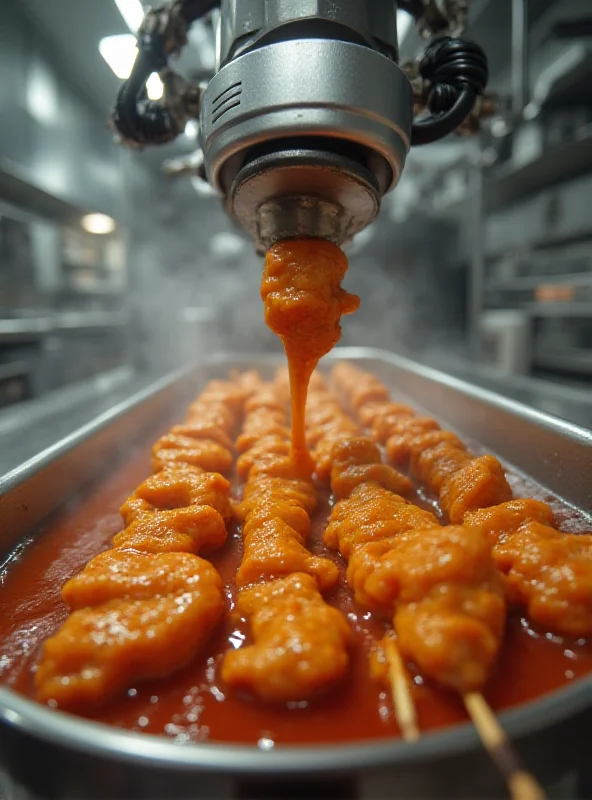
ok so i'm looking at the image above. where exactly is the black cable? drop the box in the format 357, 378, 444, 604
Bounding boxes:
411, 36, 488, 146
112, 0, 219, 146
396, 0, 424, 21
179, 0, 219, 23
113, 43, 181, 146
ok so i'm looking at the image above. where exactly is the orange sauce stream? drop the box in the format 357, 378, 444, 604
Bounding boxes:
261, 240, 359, 471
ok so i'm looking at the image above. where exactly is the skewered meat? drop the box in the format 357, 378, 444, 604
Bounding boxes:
152, 434, 233, 475
36, 377, 247, 709
222, 573, 351, 702
330, 437, 412, 499
222, 380, 350, 700
348, 526, 506, 692
466, 500, 592, 636
35, 555, 223, 709
332, 363, 512, 522
325, 482, 438, 558
113, 504, 228, 555
334, 363, 592, 638
237, 517, 339, 591
321, 397, 506, 693
120, 469, 232, 525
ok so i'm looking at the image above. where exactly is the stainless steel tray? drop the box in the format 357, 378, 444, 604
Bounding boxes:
1, 348, 591, 800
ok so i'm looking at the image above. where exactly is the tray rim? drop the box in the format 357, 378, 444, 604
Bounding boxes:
1, 347, 590, 497
0, 347, 590, 772
0, 673, 590, 774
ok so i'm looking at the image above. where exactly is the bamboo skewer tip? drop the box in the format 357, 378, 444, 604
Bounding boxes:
463, 692, 546, 800
384, 638, 420, 743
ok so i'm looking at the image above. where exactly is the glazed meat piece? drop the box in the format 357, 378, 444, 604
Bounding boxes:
236, 436, 292, 481
311, 430, 360, 481
120, 469, 232, 525
329, 437, 412, 499
495, 523, 592, 637
237, 517, 339, 592
305, 385, 362, 479
347, 526, 506, 692
464, 499, 555, 542
36, 556, 223, 709
465, 499, 592, 636
244, 389, 286, 415
357, 400, 414, 428
248, 454, 310, 481
152, 434, 233, 475
186, 402, 236, 435
112, 505, 228, 555
196, 379, 248, 415
373, 415, 439, 446
62, 550, 215, 609
332, 464, 412, 500
330, 363, 391, 413
222, 573, 351, 702
439, 454, 513, 523
411, 442, 471, 492
330, 436, 382, 467
169, 423, 234, 452
325, 482, 438, 558
236, 418, 290, 454
242, 503, 311, 540
238, 475, 317, 520
387, 429, 464, 468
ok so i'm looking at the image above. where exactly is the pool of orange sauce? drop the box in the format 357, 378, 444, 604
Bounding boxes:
261, 240, 359, 472
0, 436, 591, 746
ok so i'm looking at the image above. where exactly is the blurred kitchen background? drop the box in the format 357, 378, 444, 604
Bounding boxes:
0, 0, 591, 474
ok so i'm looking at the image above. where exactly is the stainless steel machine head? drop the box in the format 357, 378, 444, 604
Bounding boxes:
112, 0, 489, 253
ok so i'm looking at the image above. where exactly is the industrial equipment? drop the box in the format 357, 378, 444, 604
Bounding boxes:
112, 0, 490, 253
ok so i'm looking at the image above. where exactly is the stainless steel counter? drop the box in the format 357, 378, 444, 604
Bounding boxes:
0, 366, 163, 477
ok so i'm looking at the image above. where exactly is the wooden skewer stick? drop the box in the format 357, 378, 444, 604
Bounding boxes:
384, 637, 420, 742
464, 692, 546, 800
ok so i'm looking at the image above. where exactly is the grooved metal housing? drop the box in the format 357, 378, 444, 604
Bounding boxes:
201, 38, 412, 197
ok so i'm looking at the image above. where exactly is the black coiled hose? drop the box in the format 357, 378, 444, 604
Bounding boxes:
411, 36, 488, 145
112, 0, 218, 146
112, 42, 180, 146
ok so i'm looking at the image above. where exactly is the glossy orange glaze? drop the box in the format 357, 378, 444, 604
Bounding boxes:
0, 440, 591, 745
261, 240, 359, 472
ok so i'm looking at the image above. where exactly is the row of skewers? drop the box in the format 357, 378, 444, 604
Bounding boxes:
34, 365, 592, 799
35, 377, 248, 707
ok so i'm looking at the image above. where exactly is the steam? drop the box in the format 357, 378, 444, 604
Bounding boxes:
127, 160, 466, 372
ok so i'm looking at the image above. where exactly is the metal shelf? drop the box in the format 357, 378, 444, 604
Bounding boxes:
534, 350, 592, 376
524, 302, 592, 318
484, 134, 592, 213
0, 312, 129, 343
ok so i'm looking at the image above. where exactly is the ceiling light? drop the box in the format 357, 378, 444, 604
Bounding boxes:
113, 0, 145, 33
99, 34, 137, 79
397, 9, 413, 43
146, 72, 164, 100
185, 120, 199, 139
81, 213, 117, 235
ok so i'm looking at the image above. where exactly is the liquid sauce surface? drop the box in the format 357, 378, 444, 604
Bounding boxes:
0, 440, 591, 745
261, 240, 359, 471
